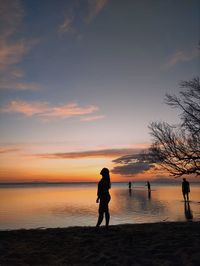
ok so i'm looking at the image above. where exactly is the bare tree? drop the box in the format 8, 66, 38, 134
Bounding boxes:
149, 77, 200, 177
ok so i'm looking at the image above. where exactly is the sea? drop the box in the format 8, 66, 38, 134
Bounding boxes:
0, 182, 199, 230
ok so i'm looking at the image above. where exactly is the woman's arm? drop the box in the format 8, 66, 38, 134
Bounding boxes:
96, 182, 101, 203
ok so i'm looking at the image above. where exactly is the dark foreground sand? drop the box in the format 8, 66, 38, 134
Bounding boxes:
0, 222, 199, 266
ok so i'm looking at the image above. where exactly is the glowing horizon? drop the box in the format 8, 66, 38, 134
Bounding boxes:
0, 143, 157, 182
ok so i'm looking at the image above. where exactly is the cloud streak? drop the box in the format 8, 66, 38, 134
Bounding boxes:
164, 47, 199, 69
0, 0, 24, 38
59, 16, 74, 34
0, 0, 40, 90
0, 0, 26, 72
34, 148, 139, 159
86, 0, 108, 23
0, 148, 20, 154
80, 115, 105, 121
59, 0, 109, 35
0, 40, 29, 72
0, 79, 40, 91
0, 100, 102, 120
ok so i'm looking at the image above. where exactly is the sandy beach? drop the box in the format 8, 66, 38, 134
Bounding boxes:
0, 221, 199, 266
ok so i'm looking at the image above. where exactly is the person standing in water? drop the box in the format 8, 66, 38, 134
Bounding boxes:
182, 178, 190, 201
128, 181, 132, 196
146, 181, 151, 199
96, 168, 111, 228
146, 181, 151, 193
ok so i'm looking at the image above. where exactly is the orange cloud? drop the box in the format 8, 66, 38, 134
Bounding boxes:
0, 148, 20, 154
44, 103, 98, 118
1, 100, 49, 116
0, 40, 32, 72
1, 100, 100, 119
80, 115, 105, 121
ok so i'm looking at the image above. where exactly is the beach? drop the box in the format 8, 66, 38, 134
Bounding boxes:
0, 222, 199, 266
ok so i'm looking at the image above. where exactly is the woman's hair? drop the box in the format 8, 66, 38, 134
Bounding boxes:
100, 168, 111, 188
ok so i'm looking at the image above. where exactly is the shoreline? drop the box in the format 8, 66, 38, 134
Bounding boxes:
0, 219, 198, 232
0, 221, 199, 265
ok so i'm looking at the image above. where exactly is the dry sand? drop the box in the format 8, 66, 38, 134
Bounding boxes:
0, 222, 199, 266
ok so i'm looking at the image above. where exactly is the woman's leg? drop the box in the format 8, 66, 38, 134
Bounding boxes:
96, 212, 104, 227
105, 196, 111, 227
105, 211, 110, 227
96, 201, 104, 227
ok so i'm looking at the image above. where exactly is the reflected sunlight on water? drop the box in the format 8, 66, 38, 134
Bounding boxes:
0, 183, 199, 229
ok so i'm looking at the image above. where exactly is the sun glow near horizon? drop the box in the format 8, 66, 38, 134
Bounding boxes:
0, 143, 155, 182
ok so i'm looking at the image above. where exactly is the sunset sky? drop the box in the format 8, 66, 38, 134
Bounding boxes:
0, 0, 199, 182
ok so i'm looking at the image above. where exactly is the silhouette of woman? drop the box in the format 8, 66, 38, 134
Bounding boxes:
96, 168, 111, 228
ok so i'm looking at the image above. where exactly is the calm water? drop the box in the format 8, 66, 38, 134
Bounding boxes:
0, 182, 200, 230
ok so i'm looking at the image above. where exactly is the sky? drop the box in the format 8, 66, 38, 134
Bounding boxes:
0, 0, 199, 182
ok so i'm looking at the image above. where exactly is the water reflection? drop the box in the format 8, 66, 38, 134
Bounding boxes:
148, 190, 151, 200
110, 188, 166, 224
0, 183, 199, 229
184, 201, 193, 221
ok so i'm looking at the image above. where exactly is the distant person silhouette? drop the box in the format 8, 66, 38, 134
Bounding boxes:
96, 168, 111, 228
184, 201, 193, 220
146, 181, 151, 199
182, 178, 190, 201
146, 181, 151, 193
128, 181, 132, 196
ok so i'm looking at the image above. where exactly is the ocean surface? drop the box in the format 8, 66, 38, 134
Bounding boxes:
0, 182, 200, 230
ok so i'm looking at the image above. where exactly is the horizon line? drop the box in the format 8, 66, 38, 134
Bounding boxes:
0, 180, 199, 185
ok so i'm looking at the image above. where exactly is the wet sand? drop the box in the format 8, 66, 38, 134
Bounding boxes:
0, 222, 199, 266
